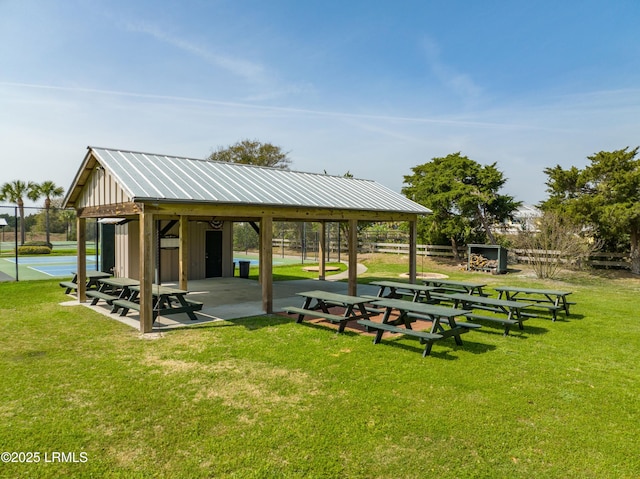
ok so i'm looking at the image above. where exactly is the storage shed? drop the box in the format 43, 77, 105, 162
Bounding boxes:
63, 146, 431, 333
467, 244, 509, 274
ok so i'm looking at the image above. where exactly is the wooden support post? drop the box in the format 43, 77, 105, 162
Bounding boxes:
139, 210, 154, 333
257, 221, 262, 285
348, 219, 358, 296
260, 215, 273, 314
77, 217, 86, 303
179, 215, 188, 291
318, 221, 326, 280
409, 218, 417, 283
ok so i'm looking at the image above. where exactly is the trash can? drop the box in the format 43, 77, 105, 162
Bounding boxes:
238, 260, 250, 279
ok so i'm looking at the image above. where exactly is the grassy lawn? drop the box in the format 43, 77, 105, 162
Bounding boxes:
249, 262, 347, 281
1, 256, 639, 478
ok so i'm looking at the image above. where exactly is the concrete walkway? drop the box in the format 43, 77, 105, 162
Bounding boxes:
326, 262, 368, 281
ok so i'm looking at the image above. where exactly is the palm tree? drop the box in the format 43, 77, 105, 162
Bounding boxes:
0, 180, 38, 245
28, 181, 65, 246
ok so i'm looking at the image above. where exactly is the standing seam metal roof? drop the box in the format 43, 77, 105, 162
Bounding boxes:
87, 147, 430, 214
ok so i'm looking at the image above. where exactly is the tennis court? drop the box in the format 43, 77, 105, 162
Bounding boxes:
0, 255, 97, 280
0, 252, 316, 281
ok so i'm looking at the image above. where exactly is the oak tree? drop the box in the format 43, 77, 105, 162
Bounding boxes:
207, 139, 291, 169
402, 153, 520, 259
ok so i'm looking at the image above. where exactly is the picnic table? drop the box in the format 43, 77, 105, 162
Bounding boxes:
445, 293, 533, 335
60, 270, 112, 294
421, 278, 488, 297
112, 284, 203, 321
85, 277, 140, 309
283, 290, 375, 333
358, 298, 480, 357
493, 286, 573, 320
370, 280, 439, 303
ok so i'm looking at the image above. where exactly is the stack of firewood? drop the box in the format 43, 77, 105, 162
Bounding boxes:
468, 253, 498, 271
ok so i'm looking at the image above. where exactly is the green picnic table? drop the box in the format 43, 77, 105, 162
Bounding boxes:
370, 280, 439, 303
421, 278, 488, 297
283, 290, 375, 333
111, 284, 203, 321
445, 293, 533, 335
358, 298, 481, 357
59, 270, 112, 294
493, 286, 573, 320
85, 277, 140, 308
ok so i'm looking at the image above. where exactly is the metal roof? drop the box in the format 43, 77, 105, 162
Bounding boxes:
68, 147, 430, 214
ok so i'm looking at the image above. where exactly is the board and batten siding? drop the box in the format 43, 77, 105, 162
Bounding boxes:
114, 222, 139, 279
114, 220, 234, 281
76, 168, 131, 209
159, 221, 210, 281
114, 223, 128, 278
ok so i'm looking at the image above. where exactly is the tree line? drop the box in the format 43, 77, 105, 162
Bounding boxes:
402, 148, 640, 276
216, 140, 640, 276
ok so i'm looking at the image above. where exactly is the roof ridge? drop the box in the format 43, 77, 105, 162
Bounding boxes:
88, 146, 372, 181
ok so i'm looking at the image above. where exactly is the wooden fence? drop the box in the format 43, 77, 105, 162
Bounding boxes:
367, 242, 632, 270
510, 249, 631, 269
370, 242, 465, 258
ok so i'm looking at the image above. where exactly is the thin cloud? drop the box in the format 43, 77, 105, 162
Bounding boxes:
421, 36, 483, 103
0, 81, 541, 132
123, 21, 266, 83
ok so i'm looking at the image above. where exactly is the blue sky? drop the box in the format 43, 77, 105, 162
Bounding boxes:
2, 0, 639, 207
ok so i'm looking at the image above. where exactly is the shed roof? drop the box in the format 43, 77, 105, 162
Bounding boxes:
64, 147, 430, 215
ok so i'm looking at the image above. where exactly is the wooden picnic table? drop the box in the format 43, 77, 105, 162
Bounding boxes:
283, 290, 375, 333
112, 284, 203, 321
358, 298, 480, 357
493, 286, 573, 320
421, 278, 488, 296
60, 270, 112, 294
445, 293, 533, 335
85, 277, 140, 308
370, 280, 439, 303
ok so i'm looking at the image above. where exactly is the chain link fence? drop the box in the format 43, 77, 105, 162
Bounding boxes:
0, 205, 98, 281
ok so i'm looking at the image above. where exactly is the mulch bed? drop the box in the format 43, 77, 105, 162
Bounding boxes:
277, 305, 435, 339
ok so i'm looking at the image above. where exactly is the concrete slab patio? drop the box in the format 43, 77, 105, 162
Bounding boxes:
67, 277, 380, 332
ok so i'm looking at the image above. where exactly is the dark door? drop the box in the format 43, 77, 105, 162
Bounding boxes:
99, 223, 116, 274
205, 230, 223, 277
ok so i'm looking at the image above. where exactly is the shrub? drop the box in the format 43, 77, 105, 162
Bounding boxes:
17, 245, 52, 255
24, 240, 53, 248
513, 212, 599, 279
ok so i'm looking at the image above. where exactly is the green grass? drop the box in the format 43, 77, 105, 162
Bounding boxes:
248, 262, 347, 281
1, 258, 639, 478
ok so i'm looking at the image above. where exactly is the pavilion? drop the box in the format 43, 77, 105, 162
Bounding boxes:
63, 146, 430, 333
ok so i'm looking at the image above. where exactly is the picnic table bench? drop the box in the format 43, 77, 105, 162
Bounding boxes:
111, 284, 203, 322
493, 286, 574, 320
60, 270, 112, 294
370, 280, 439, 303
357, 320, 444, 355
283, 290, 375, 333
85, 277, 140, 307
359, 298, 479, 357
445, 293, 533, 335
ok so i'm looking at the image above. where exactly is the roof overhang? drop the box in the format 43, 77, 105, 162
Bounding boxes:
62, 147, 100, 209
